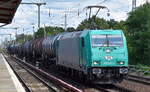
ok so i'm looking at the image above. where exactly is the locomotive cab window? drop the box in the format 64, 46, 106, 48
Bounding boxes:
92, 34, 123, 47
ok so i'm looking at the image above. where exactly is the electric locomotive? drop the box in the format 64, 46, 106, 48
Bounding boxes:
56, 29, 128, 84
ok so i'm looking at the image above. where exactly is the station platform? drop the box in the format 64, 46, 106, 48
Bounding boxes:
0, 54, 25, 92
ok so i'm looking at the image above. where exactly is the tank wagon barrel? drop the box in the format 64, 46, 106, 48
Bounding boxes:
42, 34, 62, 60
42, 36, 56, 58
19, 35, 61, 60
36, 38, 45, 57
23, 41, 32, 57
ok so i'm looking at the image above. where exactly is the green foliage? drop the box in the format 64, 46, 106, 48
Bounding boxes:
108, 19, 127, 30
66, 27, 76, 32
126, 3, 150, 65
25, 35, 33, 41
135, 64, 150, 76
76, 17, 109, 30
16, 34, 33, 43
35, 26, 64, 38
76, 17, 126, 31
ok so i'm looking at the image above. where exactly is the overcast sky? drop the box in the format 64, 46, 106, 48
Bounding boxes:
0, 0, 148, 43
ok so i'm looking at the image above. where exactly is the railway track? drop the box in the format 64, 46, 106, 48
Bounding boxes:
93, 84, 135, 92
3, 53, 83, 92
3, 53, 140, 92
3, 54, 60, 92
127, 74, 150, 85
55, 71, 135, 92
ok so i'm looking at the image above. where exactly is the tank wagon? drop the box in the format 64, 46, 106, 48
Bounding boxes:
7, 30, 128, 84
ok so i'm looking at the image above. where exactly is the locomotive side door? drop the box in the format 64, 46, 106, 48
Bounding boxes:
79, 37, 86, 69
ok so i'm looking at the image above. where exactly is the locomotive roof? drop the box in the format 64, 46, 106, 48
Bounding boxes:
59, 30, 124, 40
89, 29, 123, 33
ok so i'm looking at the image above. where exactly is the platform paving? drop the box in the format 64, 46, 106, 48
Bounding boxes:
0, 54, 25, 92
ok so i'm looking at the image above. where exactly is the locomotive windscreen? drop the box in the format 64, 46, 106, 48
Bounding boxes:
92, 34, 123, 47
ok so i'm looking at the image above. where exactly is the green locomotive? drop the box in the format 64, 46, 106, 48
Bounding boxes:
56, 30, 128, 83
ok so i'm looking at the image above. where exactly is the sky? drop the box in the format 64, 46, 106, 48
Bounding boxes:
0, 0, 148, 44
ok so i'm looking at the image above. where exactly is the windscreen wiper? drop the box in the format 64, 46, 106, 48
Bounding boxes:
101, 35, 109, 47
106, 35, 110, 47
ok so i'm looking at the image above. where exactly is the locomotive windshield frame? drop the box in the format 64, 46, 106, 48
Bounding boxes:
92, 34, 124, 47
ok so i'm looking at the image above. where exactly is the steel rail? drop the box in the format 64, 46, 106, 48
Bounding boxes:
12, 56, 83, 92
95, 84, 134, 92
12, 57, 58, 92
127, 75, 150, 85
129, 75, 150, 81
2, 53, 32, 92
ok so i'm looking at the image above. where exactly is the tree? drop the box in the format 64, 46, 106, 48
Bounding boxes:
35, 26, 64, 38
16, 34, 32, 43
107, 19, 127, 31
76, 17, 126, 31
126, 3, 150, 65
76, 17, 109, 31
67, 27, 76, 32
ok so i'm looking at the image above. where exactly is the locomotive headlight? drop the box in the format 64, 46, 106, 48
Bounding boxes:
106, 49, 111, 53
105, 56, 113, 60
120, 62, 124, 65
117, 61, 125, 65
93, 61, 99, 65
